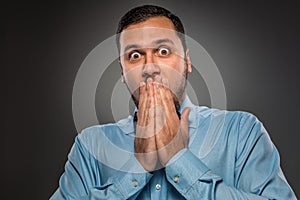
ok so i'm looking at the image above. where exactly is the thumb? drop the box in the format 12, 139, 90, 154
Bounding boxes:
180, 107, 191, 130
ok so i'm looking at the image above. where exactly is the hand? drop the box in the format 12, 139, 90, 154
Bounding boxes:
134, 78, 191, 171
154, 79, 191, 166
134, 79, 158, 172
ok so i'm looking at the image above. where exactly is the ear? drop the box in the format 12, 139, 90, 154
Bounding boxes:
185, 49, 192, 73
118, 58, 125, 83
121, 71, 125, 83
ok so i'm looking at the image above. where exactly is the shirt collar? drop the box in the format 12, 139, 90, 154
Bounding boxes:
118, 96, 198, 134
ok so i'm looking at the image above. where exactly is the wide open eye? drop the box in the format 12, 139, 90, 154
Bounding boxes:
129, 52, 141, 61
158, 47, 170, 56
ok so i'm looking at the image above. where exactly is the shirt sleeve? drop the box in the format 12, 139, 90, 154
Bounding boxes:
50, 136, 153, 200
165, 114, 297, 200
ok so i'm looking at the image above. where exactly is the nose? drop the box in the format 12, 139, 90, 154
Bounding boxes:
142, 52, 160, 78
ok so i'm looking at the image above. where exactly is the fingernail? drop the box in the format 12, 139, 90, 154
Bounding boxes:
154, 82, 159, 88
154, 75, 162, 83
147, 77, 153, 83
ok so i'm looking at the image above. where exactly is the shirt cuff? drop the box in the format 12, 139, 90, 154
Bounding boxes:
165, 149, 210, 194
112, 154, 153, 199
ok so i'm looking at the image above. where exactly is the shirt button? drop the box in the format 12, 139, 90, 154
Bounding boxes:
173, 176, 179, 183
155, 184, 161, 190
132, 180, 138, 187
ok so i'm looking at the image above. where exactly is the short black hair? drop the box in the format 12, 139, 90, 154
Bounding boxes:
116, 5, 187, 53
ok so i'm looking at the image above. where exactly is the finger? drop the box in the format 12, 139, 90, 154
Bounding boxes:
155, 83, 174, 148
154, 75, 162, 83
138, 82, 148, 126
180, 107, 191, 138
154, 75, 162, 105
162, 78, 174, 106
147, 78, 154, 106
155, 79, 170, 120
157, 80, 168, 106
138, 82, 146, 106
138, 82, 146, 107
146, 77, 153, 88
159, 80, 176, 116
153, 81, 161, 106
147, 78, 155, 120
153, 81, 166, 135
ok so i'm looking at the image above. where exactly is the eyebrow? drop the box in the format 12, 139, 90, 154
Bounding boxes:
124, 44, 141, 52
154, 38, 174, 46
123, 38, 175, 52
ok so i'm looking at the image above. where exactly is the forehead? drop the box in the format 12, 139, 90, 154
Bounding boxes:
119, 17, 182, 51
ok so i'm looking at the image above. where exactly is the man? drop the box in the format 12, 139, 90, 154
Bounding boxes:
51, 5, 297, 199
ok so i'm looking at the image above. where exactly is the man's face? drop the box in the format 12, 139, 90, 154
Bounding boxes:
119, 16, 191, 108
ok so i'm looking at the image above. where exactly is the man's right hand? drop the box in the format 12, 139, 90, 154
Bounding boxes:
134, 79, 158, 172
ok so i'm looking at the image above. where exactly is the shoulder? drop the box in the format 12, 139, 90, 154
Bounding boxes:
194, 105, 265, 140
196, 105, 259, 125
76, 115, 134, 151
79, 115, 133, 138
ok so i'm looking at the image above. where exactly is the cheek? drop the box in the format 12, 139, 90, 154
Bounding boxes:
123, 68, 143, 93
124, 73, 139, 85
159, 56, 185, 74
121, 60, 143, 77
122, 61, 147, 77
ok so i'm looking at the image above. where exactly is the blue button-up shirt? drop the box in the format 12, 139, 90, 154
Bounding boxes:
51, 97, 296, 199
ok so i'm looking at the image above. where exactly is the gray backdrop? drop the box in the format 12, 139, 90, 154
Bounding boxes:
2, 1, 299, 199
